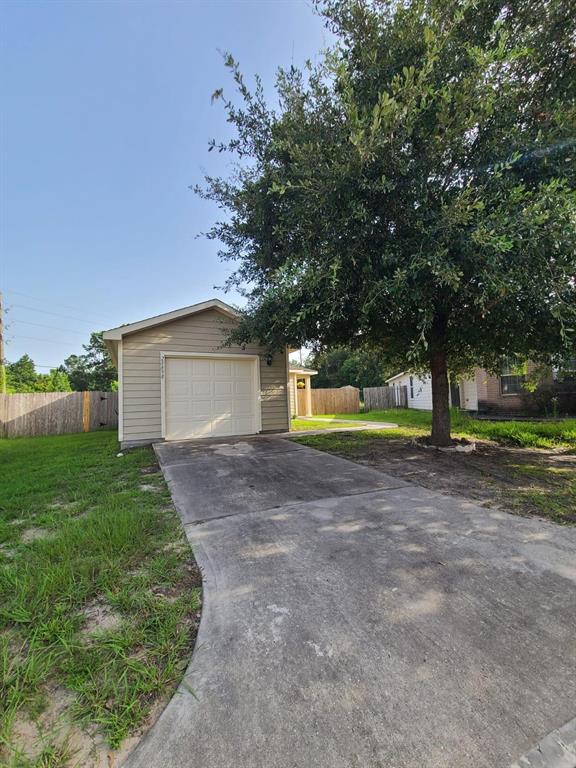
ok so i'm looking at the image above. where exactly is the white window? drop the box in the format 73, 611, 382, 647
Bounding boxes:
500, 358, 527, 395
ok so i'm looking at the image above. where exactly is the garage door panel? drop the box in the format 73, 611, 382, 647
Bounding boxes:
188, 397, 211, 415
233, 362, 252, 379
233, 400, 253, 416
165, 356, 258, 440
166, 378, 190, 397
213, 399, 233, 417
192, 380, 212, 396
235, 416, 254, 433
214, 380, 233, 396
191, 359, 211, 376
211, 419, 234, 437
235, 380, 252, 395
214, 360, 233, 377
168, 418, 212, 440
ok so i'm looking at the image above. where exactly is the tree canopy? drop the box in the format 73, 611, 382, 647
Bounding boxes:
306, 346, 395, 389
63, 332, 117, 392
6, 355, 72, 393
5, 333, 116, 394
199, 0, 576, 444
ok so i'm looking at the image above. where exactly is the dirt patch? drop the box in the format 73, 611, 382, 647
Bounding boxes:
139, 483, 161, 493
21, 527, 52, 543
140, 465, 160, 476
81, 601, 123, 636
9, 693, 163, 768
0, 544, 16, 559
297, 434, 576, 523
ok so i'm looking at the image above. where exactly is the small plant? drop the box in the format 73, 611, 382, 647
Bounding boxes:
551, 396, 559, 420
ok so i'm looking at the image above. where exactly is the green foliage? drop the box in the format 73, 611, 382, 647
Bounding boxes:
199, 0, 576, 441
6, 355, 72, 393
6, 354, 37, 392
63, 332, 117, 391
306, 346, 395, 389
34, 369, 73, 393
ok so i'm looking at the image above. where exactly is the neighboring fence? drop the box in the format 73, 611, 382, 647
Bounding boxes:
308, 386, 360, 415
363, 385, 408, 411
0, 391, 118, 438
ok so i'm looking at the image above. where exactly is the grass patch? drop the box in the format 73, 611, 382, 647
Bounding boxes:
290, 418, 369, 431
322, 409, 576, 449
293, 428, 426, 457
504, 462, 576, 524
0, 432, 201, 765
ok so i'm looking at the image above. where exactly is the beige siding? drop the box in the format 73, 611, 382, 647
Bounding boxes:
121, 309, 289, 441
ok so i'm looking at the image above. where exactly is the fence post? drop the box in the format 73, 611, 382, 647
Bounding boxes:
82, 391, 91, 432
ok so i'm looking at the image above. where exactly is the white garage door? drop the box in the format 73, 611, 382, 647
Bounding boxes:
164, 356, 259, 440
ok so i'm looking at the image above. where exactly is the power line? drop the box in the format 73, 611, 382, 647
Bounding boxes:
6, 289, 116, 323
7, 334, 86, 346
11, 304, 105, 327
9, 319, 88, 336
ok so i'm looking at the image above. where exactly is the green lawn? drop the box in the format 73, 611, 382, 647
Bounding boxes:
290, 418, 369, 431
0, 432, 200, 767
321, 409, 576, 449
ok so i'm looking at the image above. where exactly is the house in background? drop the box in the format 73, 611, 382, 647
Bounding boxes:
387, 371, 479, 412
288, 365, 318, 417
387, 360, 576, 416
103, 299, 290, 449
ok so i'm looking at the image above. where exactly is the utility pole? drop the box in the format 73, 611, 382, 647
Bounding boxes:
0, 291, 5, 394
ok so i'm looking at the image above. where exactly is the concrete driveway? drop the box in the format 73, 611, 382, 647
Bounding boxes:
125, 437, 576, 768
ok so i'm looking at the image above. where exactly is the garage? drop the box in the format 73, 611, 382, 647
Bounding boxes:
163, 354, 260, 440
103, 299, 289, 449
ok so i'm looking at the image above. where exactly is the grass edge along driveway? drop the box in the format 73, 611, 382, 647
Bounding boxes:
0, 431, 201, 768
317, 408, 576, 449
293, 409, 576, 525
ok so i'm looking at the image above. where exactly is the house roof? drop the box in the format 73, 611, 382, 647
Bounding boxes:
289, 365, 318, 376
385, 371, 406, 383
102, 298, 239, 341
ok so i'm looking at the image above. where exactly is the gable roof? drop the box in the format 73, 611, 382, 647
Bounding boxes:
289, 365, 318, 376
102, 298, 239, 341
385, 371, 407, 383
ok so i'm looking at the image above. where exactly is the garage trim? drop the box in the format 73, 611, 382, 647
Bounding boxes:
160, 351, 262, 440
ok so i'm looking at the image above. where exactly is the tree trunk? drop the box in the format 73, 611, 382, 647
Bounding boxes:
430, 347, 451, 446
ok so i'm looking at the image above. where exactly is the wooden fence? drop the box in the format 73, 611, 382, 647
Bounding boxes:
305, 386, 360, 415
0, 391, 118, 438
363, 385, 408, 411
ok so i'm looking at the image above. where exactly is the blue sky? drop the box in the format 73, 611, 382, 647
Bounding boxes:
1, 0, 329, 370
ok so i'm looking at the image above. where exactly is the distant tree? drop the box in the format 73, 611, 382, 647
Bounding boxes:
63, 332, 117, 391
199, 0, 576, 445
6, 355, 73, 392
6, 355, 37, 392
34, 369, 72, 392
307, 347, 394, 389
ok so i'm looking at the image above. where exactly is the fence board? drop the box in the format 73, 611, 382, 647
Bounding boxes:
310, 387, 360, 415
0, 391, 118, 438
363, 386, 408, 411
297, 389, 307, 416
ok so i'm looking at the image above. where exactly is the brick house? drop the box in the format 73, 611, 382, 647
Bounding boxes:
386, 359, 576, 416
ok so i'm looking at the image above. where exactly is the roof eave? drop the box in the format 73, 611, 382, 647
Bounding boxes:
385, 371, 406, 383
102, 298, 239, 341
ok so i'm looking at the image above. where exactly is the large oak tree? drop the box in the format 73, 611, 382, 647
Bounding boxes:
199, 0, 576, 444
